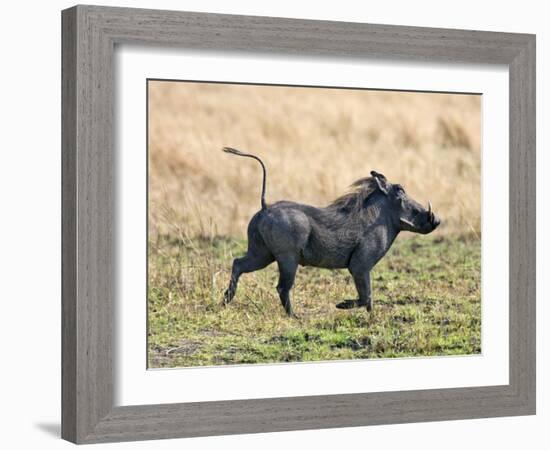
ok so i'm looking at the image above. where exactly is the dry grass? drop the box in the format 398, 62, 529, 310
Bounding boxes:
148, 81, 481, 239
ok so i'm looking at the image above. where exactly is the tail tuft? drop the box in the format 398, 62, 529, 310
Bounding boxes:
222, 146, 245, 156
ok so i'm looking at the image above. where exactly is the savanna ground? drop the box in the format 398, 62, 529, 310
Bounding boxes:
148, 81, 481, 368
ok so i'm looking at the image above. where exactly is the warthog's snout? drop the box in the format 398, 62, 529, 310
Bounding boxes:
428, 201, 441, 230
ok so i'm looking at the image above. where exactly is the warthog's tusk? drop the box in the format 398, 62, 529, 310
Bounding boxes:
400, 217, 415, 228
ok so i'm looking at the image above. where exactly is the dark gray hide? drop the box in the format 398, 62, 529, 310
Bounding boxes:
222, 147, 441, 317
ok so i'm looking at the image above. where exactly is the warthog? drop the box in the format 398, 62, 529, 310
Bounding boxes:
222, 147, 440, 317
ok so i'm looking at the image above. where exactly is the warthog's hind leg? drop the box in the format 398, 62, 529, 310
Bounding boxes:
275, 256, 299, 317
223, 252, 273, 305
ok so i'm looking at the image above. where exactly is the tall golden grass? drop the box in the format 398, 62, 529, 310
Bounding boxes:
148, 81, 481, 239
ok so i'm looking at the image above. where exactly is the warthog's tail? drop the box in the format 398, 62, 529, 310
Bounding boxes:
222, 147, 267, 210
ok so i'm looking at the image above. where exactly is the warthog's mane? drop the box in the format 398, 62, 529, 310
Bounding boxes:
327, 177, 380, 213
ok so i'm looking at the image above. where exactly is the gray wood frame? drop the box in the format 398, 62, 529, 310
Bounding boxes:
61, 5, 536, 444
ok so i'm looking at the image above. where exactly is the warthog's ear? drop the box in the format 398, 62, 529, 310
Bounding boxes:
371, 170, 389, 195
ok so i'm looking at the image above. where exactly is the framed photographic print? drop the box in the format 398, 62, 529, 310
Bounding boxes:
61, 5, 536, 444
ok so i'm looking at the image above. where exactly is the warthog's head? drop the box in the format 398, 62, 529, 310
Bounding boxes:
371, 171, 441, 234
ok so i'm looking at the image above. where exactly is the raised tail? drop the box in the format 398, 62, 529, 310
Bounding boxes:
222, 147, 267, 210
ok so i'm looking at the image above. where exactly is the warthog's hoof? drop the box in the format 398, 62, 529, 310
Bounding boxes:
335, 299, 361, 309
222, 289, 233, 305
336, 300, 371, 310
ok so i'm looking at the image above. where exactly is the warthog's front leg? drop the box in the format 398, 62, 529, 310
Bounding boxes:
352, 270, 372, 311
335, 270, 372, 311
337, 244, 376, 311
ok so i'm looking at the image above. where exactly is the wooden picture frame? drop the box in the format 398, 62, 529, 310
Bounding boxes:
61, 5, 536, 444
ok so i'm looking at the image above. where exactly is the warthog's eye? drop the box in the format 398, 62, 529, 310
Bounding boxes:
394, 186, 406, 202
411, 207, 420, 215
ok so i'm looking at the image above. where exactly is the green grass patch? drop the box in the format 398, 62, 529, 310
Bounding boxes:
148, 234, 481, 368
